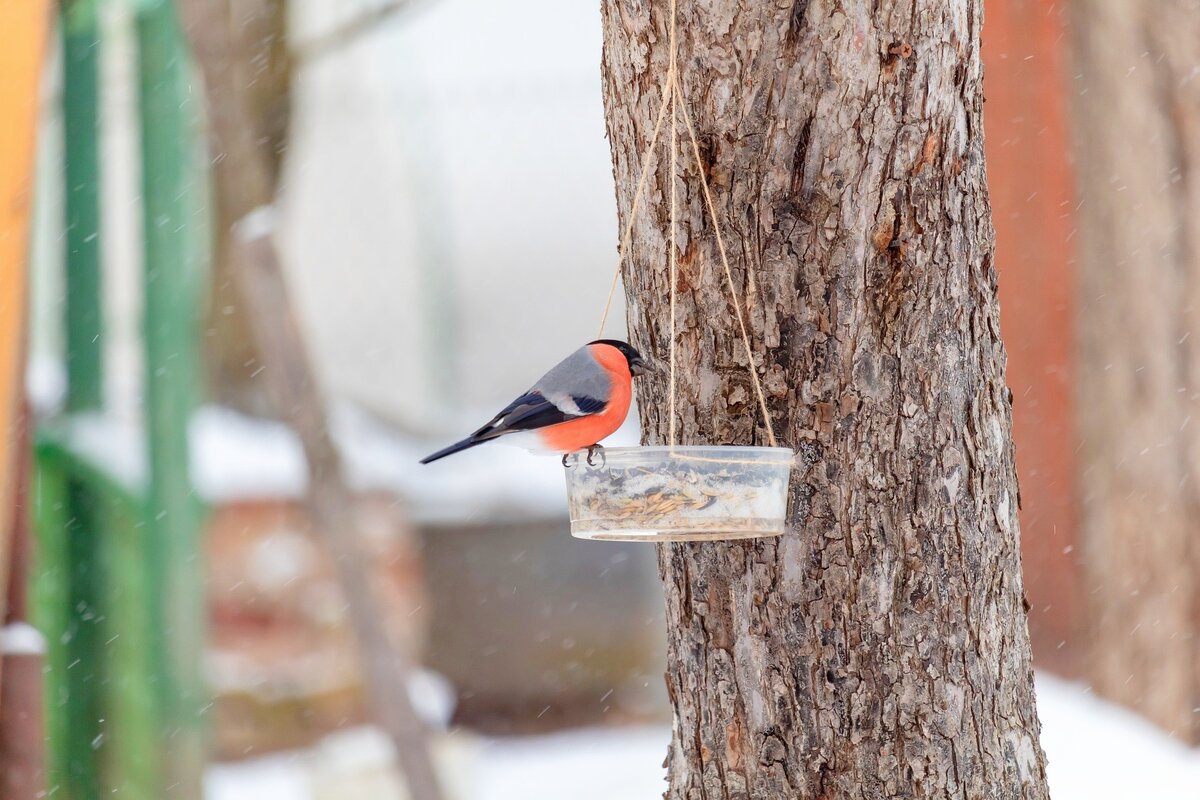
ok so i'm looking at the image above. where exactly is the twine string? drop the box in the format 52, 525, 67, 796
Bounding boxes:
673, 79, 779, 447
596, 78, 674, 338
667, 0, 679, 448
598, 0, 780, 450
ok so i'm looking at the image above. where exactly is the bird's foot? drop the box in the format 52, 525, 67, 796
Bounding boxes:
562, 451, 579, 468
586, 444, 606, 468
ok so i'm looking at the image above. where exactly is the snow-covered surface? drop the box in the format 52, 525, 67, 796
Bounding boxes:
26, 355, 66, 415
45, 402, 641, 524
462, 726, 669, 800
46, 411, 144, 489
191, 406, 309, 502
332, 405, 566, 524
207, 752, 310, 800
1037, 675, 1200, 798
194, 403, 639, 523
206, 725, 667, 800
207, 674, 1200, 800
0, 623, 47, 656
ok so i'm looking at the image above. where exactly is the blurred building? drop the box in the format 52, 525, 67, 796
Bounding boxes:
282, 0, 628, 431
279, 0, 667, 735
28, 0, 668, 758
37, 0, 1193, 764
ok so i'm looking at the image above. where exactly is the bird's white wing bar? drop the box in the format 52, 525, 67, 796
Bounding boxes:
546, 392, 586, 417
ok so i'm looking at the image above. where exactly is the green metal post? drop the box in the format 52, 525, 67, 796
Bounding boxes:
62, 0, 104, 412
38, 2, 209, 797
35, 433, 166, 800
56, 3, 106, 798
135, 2, 207, 796
31, 451, 104, 800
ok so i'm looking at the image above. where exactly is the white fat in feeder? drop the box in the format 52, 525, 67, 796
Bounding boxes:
573, 26, 796, 543
564, 447, 793, 542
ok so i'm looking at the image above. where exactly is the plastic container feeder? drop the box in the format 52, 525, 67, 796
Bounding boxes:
564, 446, 795, 542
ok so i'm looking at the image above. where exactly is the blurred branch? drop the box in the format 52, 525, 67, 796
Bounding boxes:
292, 0, 423, 64
177, 3, 445, 799
204, 0, 289, 417
233, 217, 445, 800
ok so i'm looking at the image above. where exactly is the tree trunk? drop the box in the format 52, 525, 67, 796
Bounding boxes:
599, 2, 1050, 797
1070, 0, 1200, 742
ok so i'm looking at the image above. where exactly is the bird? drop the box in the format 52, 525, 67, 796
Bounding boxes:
420, 339, 655, 466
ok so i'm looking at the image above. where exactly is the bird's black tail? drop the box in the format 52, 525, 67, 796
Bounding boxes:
419, 436, 484, 464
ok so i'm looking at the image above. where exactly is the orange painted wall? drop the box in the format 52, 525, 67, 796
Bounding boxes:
982, 1, 1080, 675
0, 0, 51, 605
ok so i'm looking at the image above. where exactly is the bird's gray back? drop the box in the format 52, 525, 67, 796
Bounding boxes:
532, 345, 611, 402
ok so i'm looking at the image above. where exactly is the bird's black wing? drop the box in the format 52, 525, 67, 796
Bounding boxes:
471, 390, 606, 441
420, 391, 606, 464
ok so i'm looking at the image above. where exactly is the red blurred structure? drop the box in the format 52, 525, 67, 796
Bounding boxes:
982, 1, 1080, 676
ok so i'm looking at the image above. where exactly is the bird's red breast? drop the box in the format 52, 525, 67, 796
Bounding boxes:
535, 342, 632, 452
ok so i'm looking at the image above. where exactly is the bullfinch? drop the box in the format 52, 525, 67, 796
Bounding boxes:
420, 339, 654, 465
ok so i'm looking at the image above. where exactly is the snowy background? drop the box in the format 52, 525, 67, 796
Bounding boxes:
208, 677, 1200, 800
24, 0, 1200, 797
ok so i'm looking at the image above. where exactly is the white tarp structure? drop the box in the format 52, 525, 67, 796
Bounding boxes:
283, 0, 627, 431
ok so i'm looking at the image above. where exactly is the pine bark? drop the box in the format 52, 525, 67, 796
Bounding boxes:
599, 1, 1050, 797
1070, 0, 1200, 742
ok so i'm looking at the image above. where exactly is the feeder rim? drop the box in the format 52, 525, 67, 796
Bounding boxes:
572, 445, 797, 465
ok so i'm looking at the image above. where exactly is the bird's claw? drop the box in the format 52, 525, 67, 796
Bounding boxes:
586, 445, 606, 468
561, 447, 604, 468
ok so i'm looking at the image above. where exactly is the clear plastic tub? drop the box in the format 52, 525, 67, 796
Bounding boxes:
563, 446, 795, 541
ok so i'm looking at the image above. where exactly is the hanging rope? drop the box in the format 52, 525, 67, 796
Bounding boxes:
667, 0, 679, 447
596, 82, 673, 338
597, 0, 780, 450
673, 80, 779, 448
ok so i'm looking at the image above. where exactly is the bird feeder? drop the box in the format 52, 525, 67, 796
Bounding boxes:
573, 10, 795, 543
564, 446, 794, 541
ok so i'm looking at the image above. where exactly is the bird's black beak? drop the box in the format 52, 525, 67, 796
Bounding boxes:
630, 356, 658, 377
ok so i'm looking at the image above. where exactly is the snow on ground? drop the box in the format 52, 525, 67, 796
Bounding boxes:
205, 725, 666, 800
207, 752, 311, 800
465, 726, 669, 800
1037, 674, 1200, 798
207, 674, 1200, 799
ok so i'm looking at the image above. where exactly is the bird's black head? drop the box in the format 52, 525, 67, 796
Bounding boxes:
589, 339, 656, 377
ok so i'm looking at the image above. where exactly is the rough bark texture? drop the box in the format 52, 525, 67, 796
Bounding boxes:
1071, 0, 1200, 742
599, 1, 1050, 797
